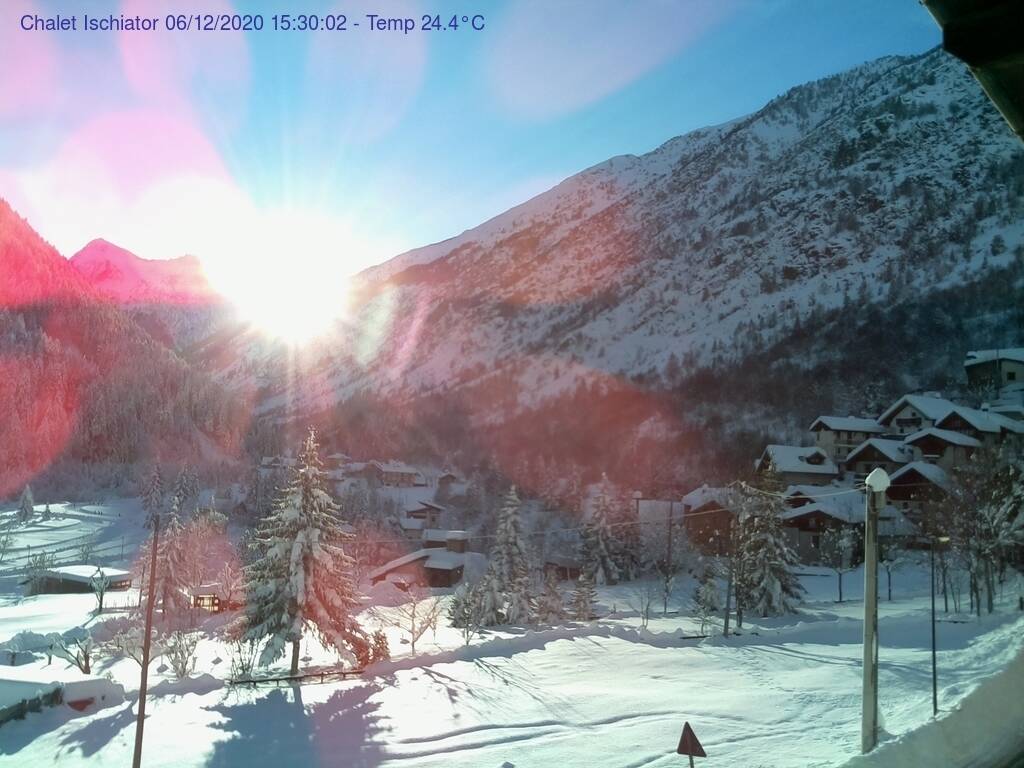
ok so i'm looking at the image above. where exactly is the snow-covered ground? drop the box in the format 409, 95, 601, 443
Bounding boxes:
1, 553, 1022, 768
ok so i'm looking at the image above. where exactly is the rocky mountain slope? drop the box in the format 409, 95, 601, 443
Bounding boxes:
4, 46, 1023, 495
0, 200, 247, 497
218, 48, 1021, 431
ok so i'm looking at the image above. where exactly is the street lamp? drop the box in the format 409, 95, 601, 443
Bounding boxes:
862, 468, 889, 754
930, 534, 951, 718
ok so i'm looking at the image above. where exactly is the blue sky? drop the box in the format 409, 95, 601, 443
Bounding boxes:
0, 0, 940, 273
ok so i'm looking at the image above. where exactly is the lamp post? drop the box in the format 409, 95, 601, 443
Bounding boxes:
930, 534, 950, 718
862, 468, 889, 754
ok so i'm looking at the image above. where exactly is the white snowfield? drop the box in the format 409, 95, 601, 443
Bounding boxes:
0, 567, 1022, 768
839, 648, 1024, 768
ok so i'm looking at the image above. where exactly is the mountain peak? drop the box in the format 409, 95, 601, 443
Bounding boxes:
70, 238, 220, 306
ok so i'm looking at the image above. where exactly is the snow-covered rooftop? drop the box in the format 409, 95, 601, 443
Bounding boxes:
846, 438, 913, 464
371, 460, 422, 475
367, 548, 486, 581
938, 405, 1024, 435
809, 415, 883, 433
780, 489, 866, 524
759, 445, 838, 475
41, 565, 131, 584
681, 484, 732, 510
964, 348, 1024, 367
904, 427, 981, 448
890, 461, 951, 491
877, 394, 958, 425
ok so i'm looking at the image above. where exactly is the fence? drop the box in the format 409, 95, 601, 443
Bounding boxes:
0, 538, 127, 580
229, 667, 364, 687
0, 687, 63, 729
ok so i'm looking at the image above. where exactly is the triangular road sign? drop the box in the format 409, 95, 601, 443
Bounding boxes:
676, 721, 707, 757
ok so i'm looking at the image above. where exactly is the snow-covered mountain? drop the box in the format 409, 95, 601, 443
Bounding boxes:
214, 48, 1021, 432
70, 239, 218, 306
4, 46, 1022, 494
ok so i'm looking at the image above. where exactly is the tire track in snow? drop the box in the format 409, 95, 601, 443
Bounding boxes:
386, 710, 678, 760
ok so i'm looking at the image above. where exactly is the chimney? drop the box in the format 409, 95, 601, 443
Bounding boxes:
445, 530, 468, 553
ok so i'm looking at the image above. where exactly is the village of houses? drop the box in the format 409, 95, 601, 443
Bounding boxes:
290, 347, 1024, 589
0, 347, 1022, 765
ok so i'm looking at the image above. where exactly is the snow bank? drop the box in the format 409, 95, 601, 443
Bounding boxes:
0, 664, 123, 711
149, 673, 223, 698
363, 622, 693, 676
839, 647, 1024, 768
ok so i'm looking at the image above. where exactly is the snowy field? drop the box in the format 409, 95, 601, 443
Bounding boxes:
1, 551, 1022, 768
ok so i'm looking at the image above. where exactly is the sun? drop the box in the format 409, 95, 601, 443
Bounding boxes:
195, 201, 381, 343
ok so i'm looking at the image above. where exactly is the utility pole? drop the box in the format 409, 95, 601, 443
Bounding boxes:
862, 469, 888, 754
722, 516, 733, 638
664, 501, 674, 615
132, 512, 160, 768
930, 534, 950, 717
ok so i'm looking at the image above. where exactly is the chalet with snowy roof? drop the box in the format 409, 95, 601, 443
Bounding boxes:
397, 500, 445, 541
544, 553, 582, 582
876, 394, 957, 436
259, 456, 297, 470
437, 470, 461, 488
934, 405, 1024, 445
756, 445, 839, 486
845, 438, 913, 480
324, 452, 352, 469
964, 348, 1024, 391
904, 428, 980, 470
681, 485, 735, 554
888, 462, 950, 518
780, 488, 866, 563
25, 566, 132, 596
365, 460, 426, 487
809, 416, 885, 462
368, 530, 485, 588
780, 487, 914, 563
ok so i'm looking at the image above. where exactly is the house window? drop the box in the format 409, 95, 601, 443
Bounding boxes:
1008, 371, 1018, 381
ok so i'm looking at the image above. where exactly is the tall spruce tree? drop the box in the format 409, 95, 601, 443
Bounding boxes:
583, 476, 621, 585
534, 568, 566, 624
479, 486, 533, 625
744, 505, 804, 617
142, 466, 164, 526
570, 572, 597, 621
243, 429, 368, 674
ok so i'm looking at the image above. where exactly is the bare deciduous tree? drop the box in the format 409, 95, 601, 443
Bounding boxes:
166, 631, 200, 679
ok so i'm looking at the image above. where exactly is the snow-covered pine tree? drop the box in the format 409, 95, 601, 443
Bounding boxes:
171, 466, 200, 517
534, 567, 566, 624
505, 572, 533, 625
157, 500, 192, 622
744, 505, 804, 617
243, 429, 369, 674
583, 476, 621, 585
692, 568, 720, 633
476, 571, 505, 627
17, 485, 34, 524
478, 486, 533, 625
448, 581, 486, 645
370, 629, 390, 663
142, 466, 164, 526
570, 572, 597, 621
